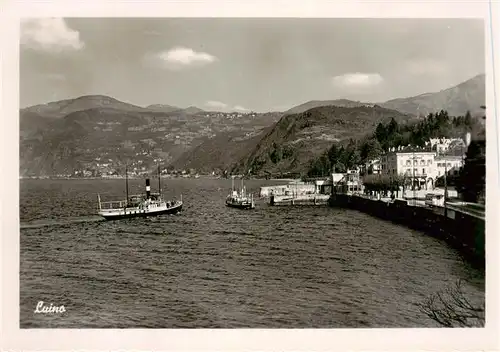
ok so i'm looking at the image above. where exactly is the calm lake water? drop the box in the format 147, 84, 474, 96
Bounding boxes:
20, 178, 485, 328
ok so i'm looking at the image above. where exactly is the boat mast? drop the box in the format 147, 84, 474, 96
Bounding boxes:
158, 164, 161, 197
125, 164, 129, 206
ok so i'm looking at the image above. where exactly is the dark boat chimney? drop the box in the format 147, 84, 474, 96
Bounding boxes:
146, 178, 151, 199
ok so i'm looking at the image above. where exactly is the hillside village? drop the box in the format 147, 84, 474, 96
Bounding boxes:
20, 106, 280, 178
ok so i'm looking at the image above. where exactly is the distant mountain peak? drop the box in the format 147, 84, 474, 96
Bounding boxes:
21, 94, 147, 119
282, 74, 485, 119
146, 104, 181, 113
284, 99, 370, 115
379, 73, 485, 117
182, 106, 205, 114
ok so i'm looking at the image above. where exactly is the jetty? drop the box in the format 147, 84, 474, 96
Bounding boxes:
261, 178, 339, 206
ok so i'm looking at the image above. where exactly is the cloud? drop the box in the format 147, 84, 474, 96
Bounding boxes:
206, 100, 228, 109
150, 47, 217, 70
331, 73, 384, 88
205, 101, 250, 112
21, 18, 84, 52
233, 105, 250, 112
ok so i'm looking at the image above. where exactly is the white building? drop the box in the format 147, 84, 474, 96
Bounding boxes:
435, 155, 464, 177
429, 137, 465, 154
380, 148, 436, 189
379, 142, 466, 190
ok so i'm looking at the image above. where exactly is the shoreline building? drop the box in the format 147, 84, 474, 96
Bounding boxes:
379, 142, 466, 190
435, 155, 464, 178
380, 147, 437, 190
429, 137, 466, 154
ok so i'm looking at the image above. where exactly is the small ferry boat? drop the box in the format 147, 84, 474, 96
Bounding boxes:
225, 177, 255, 210
97, 165, 183, 220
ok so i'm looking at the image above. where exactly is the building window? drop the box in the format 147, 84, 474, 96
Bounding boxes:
406, 160, 411, 166
420, 160, 425, 166
422, 168, 426, 175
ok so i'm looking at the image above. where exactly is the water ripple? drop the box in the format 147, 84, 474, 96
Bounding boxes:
20, 178, 484, 328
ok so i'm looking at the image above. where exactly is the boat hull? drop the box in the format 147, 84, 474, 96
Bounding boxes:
99, 203, 183, 220
226, 202, 255, 210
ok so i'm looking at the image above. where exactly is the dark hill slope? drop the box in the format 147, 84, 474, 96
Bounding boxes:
232, 105, 414, 176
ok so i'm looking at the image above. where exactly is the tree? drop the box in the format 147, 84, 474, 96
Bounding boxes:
360, 138, 383, 162
416, 280, 484, 327
362, 174, 394, 196
387, 117, 399, 135
455, 139, 485, 203
269, 143, 283, 164
464, 110, 473, 127
327, 143, 339, 164
375, 123, 387, 143
348, 150, 361, 168
333, 162, 346, 173
307, 153, 331, 177
388, 174, 405, 198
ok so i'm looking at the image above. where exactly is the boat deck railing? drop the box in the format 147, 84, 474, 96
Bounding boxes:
99, 199, 129, 209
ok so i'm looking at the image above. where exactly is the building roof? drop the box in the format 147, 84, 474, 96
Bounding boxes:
391, 150, 435, 155
435, 155, 463, 160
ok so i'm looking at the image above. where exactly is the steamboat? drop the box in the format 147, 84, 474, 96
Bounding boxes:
97, 165, 183, 220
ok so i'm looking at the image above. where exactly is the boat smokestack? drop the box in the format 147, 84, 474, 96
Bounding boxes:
146, 178, 151, 199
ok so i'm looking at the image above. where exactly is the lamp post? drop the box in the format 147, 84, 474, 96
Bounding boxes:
412, 150, 416, 204
444, 161, 448, 218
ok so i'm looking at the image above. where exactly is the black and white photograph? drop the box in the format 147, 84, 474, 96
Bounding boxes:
1, 1, 499, 351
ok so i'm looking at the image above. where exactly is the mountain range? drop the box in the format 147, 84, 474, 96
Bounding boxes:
282, 74, 485, 117
379, 73, 485, 118
19, 73, 485, 177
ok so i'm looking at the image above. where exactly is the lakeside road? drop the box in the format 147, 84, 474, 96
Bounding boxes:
446, 202, 485, 220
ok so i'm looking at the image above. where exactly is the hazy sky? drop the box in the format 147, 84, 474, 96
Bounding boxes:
20, 18, 485, 112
